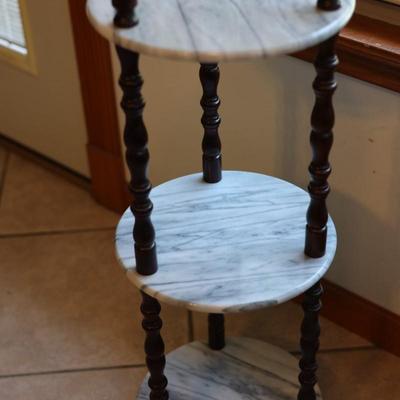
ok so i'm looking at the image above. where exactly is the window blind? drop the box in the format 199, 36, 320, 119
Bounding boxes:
0, 0, 26, 52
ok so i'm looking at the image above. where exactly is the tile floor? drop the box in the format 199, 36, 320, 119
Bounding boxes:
0, 146, 399, 399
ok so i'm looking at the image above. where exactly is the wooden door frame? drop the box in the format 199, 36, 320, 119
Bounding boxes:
68, 0, 129, 213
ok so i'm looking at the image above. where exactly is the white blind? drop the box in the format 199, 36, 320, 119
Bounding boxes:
0, 0, 26, 52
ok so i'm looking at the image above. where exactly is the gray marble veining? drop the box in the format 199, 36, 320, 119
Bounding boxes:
137, 337, 322, 400
115, 171, 336, 313
87, 0, 355, 62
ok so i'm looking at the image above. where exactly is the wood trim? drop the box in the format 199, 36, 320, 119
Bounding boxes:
68, 0, 129, 212
299, 279, 400, 357
293, 14, 400, 93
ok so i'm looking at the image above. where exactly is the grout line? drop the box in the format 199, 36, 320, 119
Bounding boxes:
0, 226, 116, 240
290, 344, 377, 356
0, 363, 147, 380
0, 150, 10, 208
0, 345, 379, 380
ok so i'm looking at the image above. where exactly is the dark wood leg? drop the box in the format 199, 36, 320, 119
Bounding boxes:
116, 46, 158, 276
200, 63, 222, 183
208, 313, 225, 350
200, 63, 225, 350
141, 292, 169, 400
305, 35, 338, 258
112, 0, 138, 27
298, 282, 323, 400
317, 0, 341, 10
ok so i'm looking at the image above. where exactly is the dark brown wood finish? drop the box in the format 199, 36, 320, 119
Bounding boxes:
116, 46, 158, 276
68, 0, 129, 213
298, 282, 323, 400
305, 35, 338, 258
317, 279, 400, 358
112, 0, 138, 27
199, 63, 222, 183
293, 15, 400, 93
317, 0, 341, 10
141, 292, 169, 400
200, 63, 225, 350
208, 314, 225, 350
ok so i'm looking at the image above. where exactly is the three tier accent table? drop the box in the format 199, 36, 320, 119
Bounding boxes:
87, 1, 355, 399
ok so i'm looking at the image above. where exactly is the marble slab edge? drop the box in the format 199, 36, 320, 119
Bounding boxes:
136, 337, 322, 400
123, 265, 331, 314
86, 0, 355, 63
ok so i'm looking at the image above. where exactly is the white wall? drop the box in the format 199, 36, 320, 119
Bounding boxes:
0, 1, 89, 175
113, 52, 400, 315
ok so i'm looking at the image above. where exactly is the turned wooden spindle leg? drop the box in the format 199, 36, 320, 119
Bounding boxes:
116, 46, 158, 276
112, 0, 138, 28
200, 63, 222, 183
200, 63, 225, 348
317, 0, 341, 10
305, 35, 338, 258
298, 282, 323, 400
208, 313, 225, 350
141, 292, 169, 400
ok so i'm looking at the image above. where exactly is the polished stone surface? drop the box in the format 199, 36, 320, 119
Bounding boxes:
137, 337, 321, 399
116, 171, 337, 313
87, 0, 355, 62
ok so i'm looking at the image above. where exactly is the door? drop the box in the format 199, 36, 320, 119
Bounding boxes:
0, 0, 89, 175
0, 0, 128, 211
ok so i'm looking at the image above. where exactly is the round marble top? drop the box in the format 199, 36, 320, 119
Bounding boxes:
115, 171, 337, 313
87, 0, 355, 62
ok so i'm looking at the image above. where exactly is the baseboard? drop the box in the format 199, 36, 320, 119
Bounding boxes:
318, 279, 400, 356
0, 133, 90, 191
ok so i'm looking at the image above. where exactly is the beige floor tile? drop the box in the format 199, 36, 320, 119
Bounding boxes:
0, 154, 119, 235
0, 367, 146, 400
192, 302, 371, 352
319, 348, 400, 400
0, 230, 188, 375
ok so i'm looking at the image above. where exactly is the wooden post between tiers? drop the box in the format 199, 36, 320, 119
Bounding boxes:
305, 35, 338, 258
141, 292, 169, 400
200, 63, 222, 183
298, 282, 323, 400
116, 46, 158, 276
317, 0, 341, 10
112, 0, 138, 27
208, 314, 225, 350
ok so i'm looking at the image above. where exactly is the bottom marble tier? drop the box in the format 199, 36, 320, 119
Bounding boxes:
137, 337, 321, 400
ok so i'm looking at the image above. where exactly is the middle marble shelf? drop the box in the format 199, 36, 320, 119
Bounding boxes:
115, 171, 336, 313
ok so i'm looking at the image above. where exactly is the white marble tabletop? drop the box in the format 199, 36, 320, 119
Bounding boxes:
115, 171, 336, 313
87, 0, 355, 62
137, 337, 322, 399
